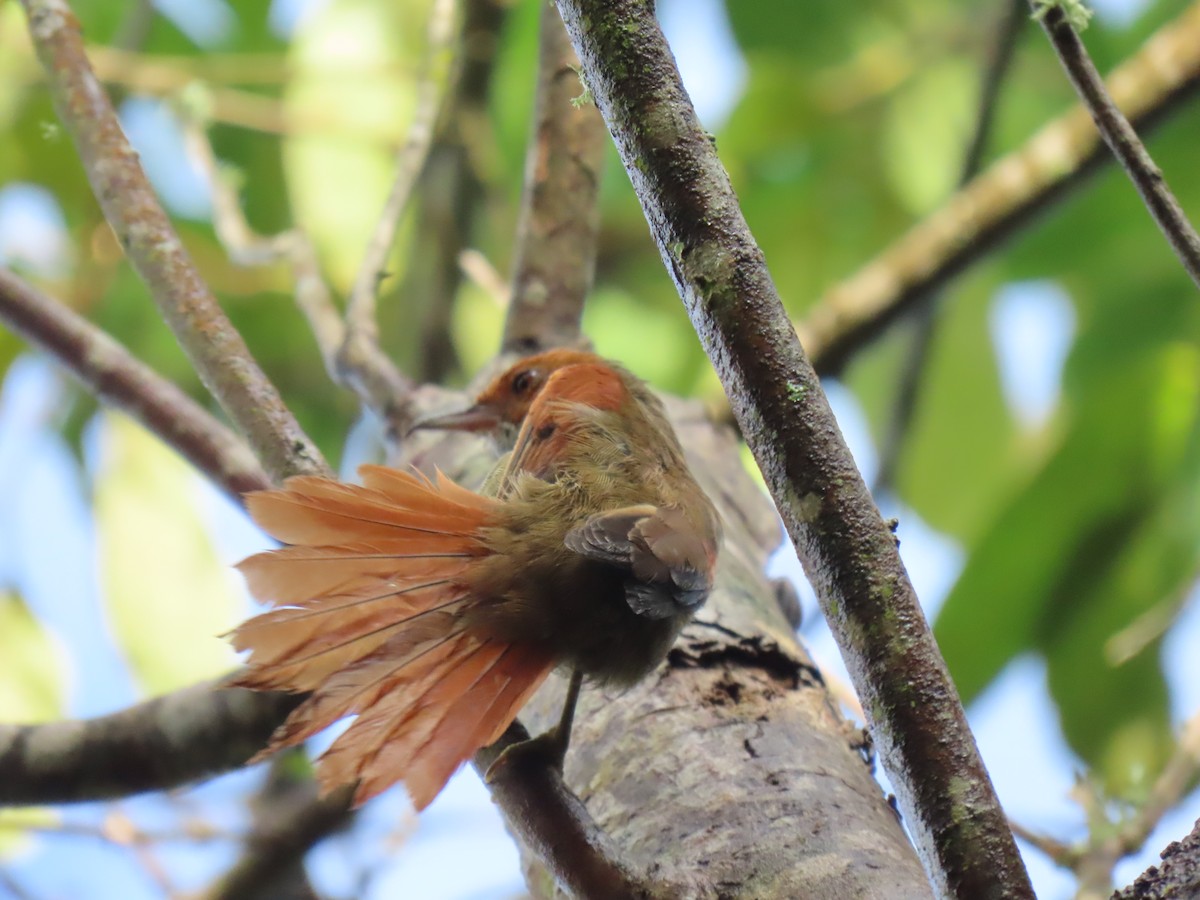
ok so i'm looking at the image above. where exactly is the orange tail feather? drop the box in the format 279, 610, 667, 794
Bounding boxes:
228, 465, 554, 808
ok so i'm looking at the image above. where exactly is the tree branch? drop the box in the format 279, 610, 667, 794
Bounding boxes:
209, 774, 353, 900
1032, 0, 1200, 288
0, 268, 269, 502
801, 1, 1200, 375
406, 0, 509, 383
500, 2, 606, 354
0, 682, 301, 805
180, 107, 419, 439
473, 723, 673, 899
1017, 712, 1200, 894
553, 1, 1033, 896
1114, 815, 1200, 900
18, 0, 328, 481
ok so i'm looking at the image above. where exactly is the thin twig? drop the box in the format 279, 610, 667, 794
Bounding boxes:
180, 114, 415, 435
554, 1, 1034, 896
500, 1, 606, 354
179, 117, 348, 373
1011, 819, 1073, 863
339, 0, 458, 401
1121, 713, 1200, 860
18, 0, 328, 482
874, 0, 1027, 496
799, 1, 1200, 375
458, 249, 510, 307
0, 268, 269, 503
209, 775, 353, 900
1032, 1, 1200, 288
1012, 713, 1200, 894
0, 811, 234, 844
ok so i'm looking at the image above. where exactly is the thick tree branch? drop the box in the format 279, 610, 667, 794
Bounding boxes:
801, 2, 1200, 375
0, 683, 301, 804
500, 2, 606, 354
1114, 816, 1200, 899
18, 0, 328, 481
554, 2, 1033, 897
0, 268, 269, 502
1032, 1, 1200, 288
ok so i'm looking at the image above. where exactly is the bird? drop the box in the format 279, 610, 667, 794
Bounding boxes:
228, 352, 722, 810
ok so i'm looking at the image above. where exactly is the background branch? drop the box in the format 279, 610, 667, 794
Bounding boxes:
0, 682, 301, 805
0, 268, 269, 502
873, 0, 1026, 496
800, 1, 1200, 376
407, 0, 510, 382
499, 2, 606, 354
209, 776, 354, 900
1113, 815, 1200, 900
18, 0, 328, 481
1032, 1, 1200, 288
338, 0, 457, 409
181, 107, 416, 437
553, 1, 1033, 896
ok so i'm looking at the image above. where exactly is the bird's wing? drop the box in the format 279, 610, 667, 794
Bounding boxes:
564, 505, 716, 618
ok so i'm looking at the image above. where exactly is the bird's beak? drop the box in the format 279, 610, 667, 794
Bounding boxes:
408, 403, 501, 435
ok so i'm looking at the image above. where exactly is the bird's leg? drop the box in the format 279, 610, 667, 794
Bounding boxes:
485, 669, 583, 782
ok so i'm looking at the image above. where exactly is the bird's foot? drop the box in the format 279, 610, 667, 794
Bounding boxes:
484, 725, 569, 783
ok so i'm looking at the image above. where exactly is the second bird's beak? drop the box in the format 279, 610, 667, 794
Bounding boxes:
408, 403, 502, 435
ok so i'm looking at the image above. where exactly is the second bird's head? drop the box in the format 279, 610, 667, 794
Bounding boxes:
411, 348, 603, 444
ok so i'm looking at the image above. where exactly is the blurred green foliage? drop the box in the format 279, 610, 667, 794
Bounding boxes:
1, 0, 1198, 804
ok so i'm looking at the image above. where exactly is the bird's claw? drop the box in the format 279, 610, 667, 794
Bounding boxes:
484, 726, 569, 784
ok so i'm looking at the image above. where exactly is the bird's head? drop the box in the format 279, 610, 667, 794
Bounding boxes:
410, 348, 603, 438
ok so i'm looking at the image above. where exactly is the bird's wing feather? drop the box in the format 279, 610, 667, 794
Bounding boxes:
564, 505, 716, 617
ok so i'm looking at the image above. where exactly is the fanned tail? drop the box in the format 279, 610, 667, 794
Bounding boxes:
228, 464, 555, 808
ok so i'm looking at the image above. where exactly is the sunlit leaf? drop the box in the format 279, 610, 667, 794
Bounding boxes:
0, 591, 66, 722
881, 57, 974, 215
94, 414, 240, 694
0, 807, 59, 861
284, 0, 431, 289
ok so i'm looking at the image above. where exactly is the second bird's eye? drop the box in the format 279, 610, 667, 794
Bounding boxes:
512, 368, 540, 395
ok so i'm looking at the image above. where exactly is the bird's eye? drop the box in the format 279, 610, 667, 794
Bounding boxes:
512, 368, 540, 395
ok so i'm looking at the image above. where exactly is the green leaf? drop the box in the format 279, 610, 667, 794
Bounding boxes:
0, 591, 65, 722
95, 414, 240, 694
847, 272, 1017, 539
881, 57, 975, 215
937, 345, 1200, 786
